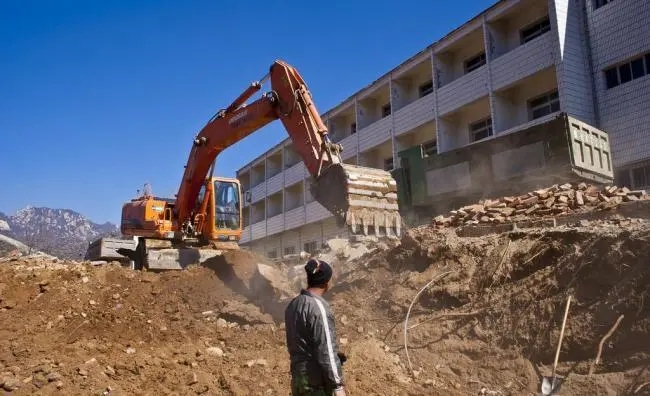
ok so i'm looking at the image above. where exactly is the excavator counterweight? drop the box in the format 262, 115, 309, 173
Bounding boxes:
88, 60, 402, 270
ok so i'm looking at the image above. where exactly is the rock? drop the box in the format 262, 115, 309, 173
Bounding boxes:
43, 371, 60, 382
244, 359, 268, 368
206, 347, 224, 357
104, 366, 116, 377
1, 377, 20, 391
219, 300, 274, 325
187, 372, 198, 385
216, 318, 228, 328
38, 280, 50, 293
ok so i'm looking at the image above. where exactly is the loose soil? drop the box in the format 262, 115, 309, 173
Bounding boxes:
1, 218, 649, 395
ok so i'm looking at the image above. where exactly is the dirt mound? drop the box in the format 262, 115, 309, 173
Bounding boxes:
329, 220, 650, 395
1, 217, 649, 395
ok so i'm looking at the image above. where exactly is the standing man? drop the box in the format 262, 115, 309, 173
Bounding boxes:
285, 259, 346, 396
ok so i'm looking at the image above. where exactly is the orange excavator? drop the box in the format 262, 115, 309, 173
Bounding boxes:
107, 60, 401, 270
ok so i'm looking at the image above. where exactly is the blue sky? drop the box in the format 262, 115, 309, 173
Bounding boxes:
0, 0, 496, 224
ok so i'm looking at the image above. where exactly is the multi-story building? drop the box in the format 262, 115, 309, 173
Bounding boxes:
236, 0, 650, 257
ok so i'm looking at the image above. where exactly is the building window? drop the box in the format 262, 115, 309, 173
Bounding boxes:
604, 52, 650, 89
383, 157, 394, 171
594, 0, 613, 10
303, 241, 317, 255
350, 122, 357, 134
528, 90, 560, 120
381, 103, 391, 118
464, 52, 486, 74
520, 16, 551, 44
422, 140, 437, 156
284, 246, 295, 256
267, 249, 277, 259
419, 80, 433, 97
469, 118, 493, 142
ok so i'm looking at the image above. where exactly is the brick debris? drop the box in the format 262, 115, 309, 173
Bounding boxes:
433, 183, 648, 227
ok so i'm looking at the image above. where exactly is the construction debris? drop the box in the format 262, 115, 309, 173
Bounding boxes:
433, 183, 648, 227
0, 182, 649, 395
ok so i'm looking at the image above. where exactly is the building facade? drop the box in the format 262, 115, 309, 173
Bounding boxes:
236, 0, 650, 258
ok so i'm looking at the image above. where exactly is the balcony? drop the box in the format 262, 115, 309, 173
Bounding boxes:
437, 66, 489, 116
306, 201, 331, 224
358, 116, 392, 153
267, 172, 283, 195
285, 206, 306, 230
250, 182, 266, 204
251, 220, 266, 240
284, 162, 306, 187
266, 213, 284, 236
394, 93, 435, 136
490, 33, 555, 91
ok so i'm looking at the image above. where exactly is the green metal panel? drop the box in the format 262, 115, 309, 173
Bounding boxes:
396, 145, 429, 206
393, 113, 614, 211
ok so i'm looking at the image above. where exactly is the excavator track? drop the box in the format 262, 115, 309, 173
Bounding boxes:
310, 163, 402, 238
117, 238, 240, 271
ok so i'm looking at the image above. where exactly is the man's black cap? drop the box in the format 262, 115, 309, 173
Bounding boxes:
305, 259, 332, 287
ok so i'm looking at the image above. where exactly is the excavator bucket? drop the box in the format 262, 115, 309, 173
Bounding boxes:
310, 163, 402, 238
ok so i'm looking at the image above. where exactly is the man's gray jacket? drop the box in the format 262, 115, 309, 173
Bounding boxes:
284, 289, 344, 391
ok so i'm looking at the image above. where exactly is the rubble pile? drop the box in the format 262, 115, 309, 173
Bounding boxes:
433, 182, 648, 227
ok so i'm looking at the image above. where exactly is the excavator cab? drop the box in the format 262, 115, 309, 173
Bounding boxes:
195, 176, 243, 244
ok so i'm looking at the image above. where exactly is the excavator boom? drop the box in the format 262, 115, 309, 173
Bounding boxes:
111, 60, 401, 270
176, 60, 401, 238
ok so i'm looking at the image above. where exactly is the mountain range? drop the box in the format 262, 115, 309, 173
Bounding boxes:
0, 206, 120, 259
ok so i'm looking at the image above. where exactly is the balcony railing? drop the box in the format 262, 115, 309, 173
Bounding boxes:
358, 116, 392, 153
266, 172, 284, 195
266, 213, 284, 236
394, 93, 435, 136
437, 66, 489, 116
491, 33, 555, 91
284, 162, 306, 187
251, 220, 266, 240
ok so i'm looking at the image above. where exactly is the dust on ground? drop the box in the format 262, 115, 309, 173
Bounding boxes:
1, 212, 650, 394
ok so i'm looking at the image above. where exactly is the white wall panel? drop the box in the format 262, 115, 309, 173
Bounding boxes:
587, 0, 650, 167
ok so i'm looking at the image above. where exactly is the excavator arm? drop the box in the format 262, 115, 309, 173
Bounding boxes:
176, 60, 401, 238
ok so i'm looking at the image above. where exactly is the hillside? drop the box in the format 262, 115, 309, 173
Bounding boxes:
0, 207, 119, 259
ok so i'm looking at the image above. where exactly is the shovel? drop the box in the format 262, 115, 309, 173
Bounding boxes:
541, 294, 572, 396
